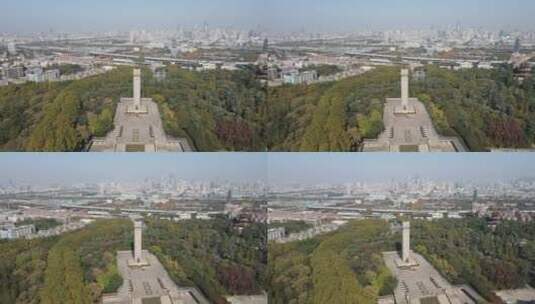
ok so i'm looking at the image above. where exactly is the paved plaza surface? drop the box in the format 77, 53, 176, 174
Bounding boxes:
383, 251, 483, 304
363, 98, 465, 152
102, 250, 209, 304
226, 295, 268, 304
496, 287, 535, 304
90, 98, 191, 152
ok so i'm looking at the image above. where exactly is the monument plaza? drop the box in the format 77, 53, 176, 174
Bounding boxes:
362, 69, 466, 152
102, 219, 209, 304
382, 222, 483, 304
90, 69, 192, 152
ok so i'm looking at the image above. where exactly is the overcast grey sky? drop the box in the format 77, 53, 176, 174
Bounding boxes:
1, 0, 533, 33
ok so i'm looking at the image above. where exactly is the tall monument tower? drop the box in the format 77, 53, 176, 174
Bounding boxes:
402, 221, 410, 262
394, 69, 416, 114
396, 221, 418, 267
127, 69, 149, 114
401, 69, 409, 111
133, 69, 142, 109
129, 219, 149, 267
134, 220, 143, 263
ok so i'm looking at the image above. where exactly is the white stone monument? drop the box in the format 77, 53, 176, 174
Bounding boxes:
127, 69, 149, 114
133, 69, 141, 105
129, 219, 149, 267
394, 69, 416, 114
401, 69, 409, 110
402, 221, 410, 262
396, 221, 418, 268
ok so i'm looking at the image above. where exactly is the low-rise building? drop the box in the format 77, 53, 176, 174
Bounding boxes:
3, 66, 24, 79
150, 64, 166, 81
457, 61, 474, 69
412, 68, 426, 81
477, 62, 493, 69
0, 223, 36, 239
267, 67, 279, 80
26, 67, 44, 82
27, 67, 60, 82
282, 69, 318, 85
44, 69, 60, 81
268, 227, 286, 241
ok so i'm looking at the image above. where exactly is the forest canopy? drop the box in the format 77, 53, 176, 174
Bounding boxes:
0, 217, 266, 304
267, 220, 398, 304
267, 218, 535, 304
267, 65, 535, 151
1, 63, 535, 151
0, 66, 265, 152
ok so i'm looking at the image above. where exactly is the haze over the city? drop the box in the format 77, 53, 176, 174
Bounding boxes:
2, 0, 534, 33
268, 153, 535, 185
0, 0, 267, 33
0, 153, 267, 185
263, 0, 535, 32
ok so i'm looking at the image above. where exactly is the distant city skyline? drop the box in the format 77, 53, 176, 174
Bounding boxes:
1, 0, 534, 33
0, 153, 267, 186
268, 153, 535, 185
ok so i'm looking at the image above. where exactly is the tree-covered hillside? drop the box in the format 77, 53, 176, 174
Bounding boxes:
412, 218, 535, 303
0, 220, 131, 304
0, 66, 265, 151
267, 220, 398, 304
268, 218, 535, 304
0, 217, 267, 304
267, 67, 398, 151
267, 65, 535, 151
411, 66, 535, 151
2, 64, 534, 151
145, 217, 267, 304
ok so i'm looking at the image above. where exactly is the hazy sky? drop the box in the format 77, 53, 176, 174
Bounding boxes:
265, 0, 535, 32
0, 153, 267, 185
1, 153, 534, 186
1, 0, 265, 33
267, 153, 535, 185
1, 0, 533, 33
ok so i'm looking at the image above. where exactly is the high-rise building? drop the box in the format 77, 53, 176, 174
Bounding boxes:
7, 42, 16, 55
263, 38, 269, 52
514, 37, 522, 53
